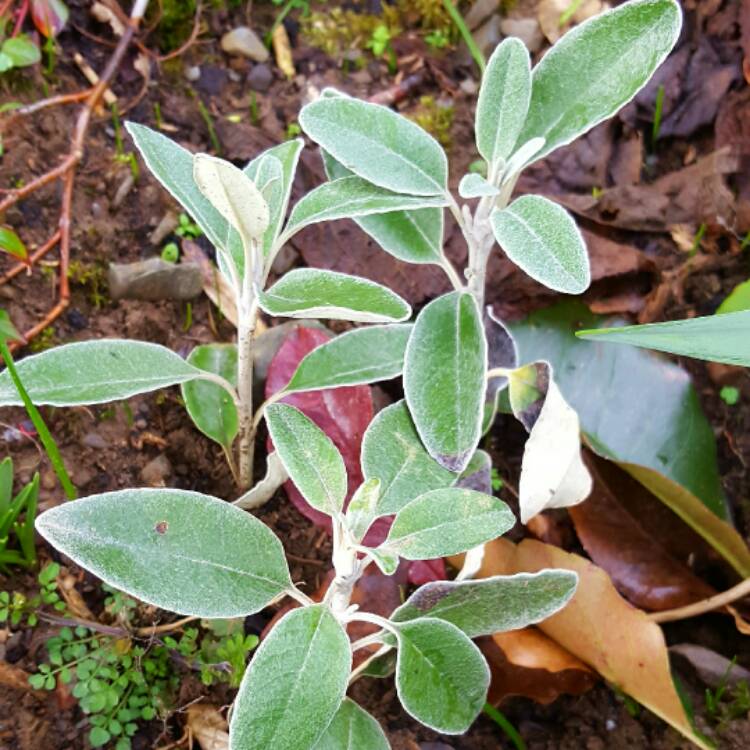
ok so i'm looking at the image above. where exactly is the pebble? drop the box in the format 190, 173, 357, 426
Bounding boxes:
83, 432, 108, 450
465, 0, 500, 30
247, 62, 273, 93
66, 309, 88, 330
108, 258, 203, 302
183, 64, 201, 82
472, 14, 502, 59
460, 77, 478, 95
220, 26, 269, 62
141, 455, 172, 487
500, 17, 544, 53
194, 65, 228, 96
41, 470, 57, 491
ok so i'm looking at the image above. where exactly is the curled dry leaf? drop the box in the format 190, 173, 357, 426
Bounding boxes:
186, 705, 229, 750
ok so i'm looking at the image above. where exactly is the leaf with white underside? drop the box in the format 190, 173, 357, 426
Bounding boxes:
193, 154, 269, 252
458, 174, 499, 199
265, 403, 347, 517
395, 618, 489, 734
285, 176, 447, 235
500, 137, 546, 181
312, 699, 390, 750
404, 292, 487, 472
491, 195, 590, 294
300, 96, 448, 196
283, 324, 412, 394
517, 0, 682, 162
0, 340, 214, 407
230, 605, 350, 750
476, 37, 531, 167
369, 547, 400, 576
361, 401, 456, 516
508, 362, 592, 523
258, 269, 411, 323
391, 571, 578, 637
182, 344, 238, 451
35, 489, 291, 618
345, 478, 381, 542
382, 488, 515, 559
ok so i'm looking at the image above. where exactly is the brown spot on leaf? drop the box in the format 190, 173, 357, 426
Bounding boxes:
154, 521, 168, 535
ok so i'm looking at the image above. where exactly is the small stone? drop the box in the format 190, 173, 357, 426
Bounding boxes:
141, 455, 172, 487
472, 14, 502, 59
149, 211, 179, 246
460, 77, 478, 95
183, 64, 201, 82
83, 432, 108, 450
108, 258, 203, 302
66, 309, 88, 330
72, 467, 94, 488
247, 62, 273, 92
220, 26, 269, 62
464, 0, 500, 30
194, 65, 228, 96
41, 470, 57, 491
500, 17, 544, 53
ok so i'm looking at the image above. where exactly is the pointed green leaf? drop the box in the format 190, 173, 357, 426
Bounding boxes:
35, 489, 292, 618
476, 38, 531, 166
181, 344, 238, 451
265, 404, 347, 517
345, 478, 381, 542
458, 173, 499, 199
230, 605, 351, 750
312, 699, 390, 750
392, 571, 578, 637
404, 292, 487, 472
576, 311, 750, 367
300, 96, 448, 196
258, 269, 411, 323
395, 618, 489, 734
284, 324, 412, 394
0, 226, 28, 261
361, 401, 456, 516
0, 340, 208, 407
491, 195, 590, 294
383, 488, 515, 559
517, 0, 682, 162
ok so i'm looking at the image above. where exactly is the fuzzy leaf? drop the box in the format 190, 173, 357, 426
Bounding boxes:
345, 478, 381, 542
491, 195, 590, 294
404, 292, 487, 472
35, 490, 291, 618
311, 699, 390, 750
284, 325, 411, 394
383, 488, 515, 559
258, 269, 411, 323
395, 618, 489, 734
361, 401, 456, 517
476, 38, 531, 166
0, 340, 209, 407
230, 605, 350, 750
517, 0, 682, 162
265, 403, 347, 517
458, 174, 499, 199
300, 96, 448, 196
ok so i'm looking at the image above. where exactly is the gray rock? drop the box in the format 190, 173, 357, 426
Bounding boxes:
465, 0, 499, 30
500, 17, 544, 53
460, 77, 478, 95
83, 432, 108, 450
183, 64, 201, 82
472, 14, 502, 59
221, 26, 269, 62
247, 62, 273, 92
141, 455, 172, 487
108, 258, 203, 301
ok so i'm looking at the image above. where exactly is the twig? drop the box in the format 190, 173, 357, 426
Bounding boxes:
648, 578, 750, 624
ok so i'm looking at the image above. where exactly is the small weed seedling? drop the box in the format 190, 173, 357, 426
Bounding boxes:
0, 1, 707, 746
0, 561, 65, 627
0, 455, 38, 570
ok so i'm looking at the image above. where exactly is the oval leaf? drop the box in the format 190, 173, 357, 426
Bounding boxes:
182, 344, 238, 450
230, 605, 351, 750
258, 268, 412, 323
312, 699, 390, 750
265, 403, 347, 517
2, 36, 41, 67
476, 38, 531, 167
285, 324, 411, 394
404, 292, 487, 472
0, 340, 207, 407
517, 0, 682, 162
361, 401, 456, 516
395, 618, 490, 734
384, 488, 515, 559
35, 489, 292, 618
300, 96, 448, 196
491, 195, 590, 294
458, 173, 500, 199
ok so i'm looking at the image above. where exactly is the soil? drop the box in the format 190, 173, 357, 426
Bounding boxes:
1, 1, 750, 749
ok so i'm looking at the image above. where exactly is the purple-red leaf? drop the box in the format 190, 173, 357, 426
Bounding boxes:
30, 0, 69, 38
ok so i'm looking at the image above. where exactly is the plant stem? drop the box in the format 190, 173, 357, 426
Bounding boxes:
442, 0, 486, 74
483, 703, 527, 750
648, 578, 750, 624
237, 301, 257, 490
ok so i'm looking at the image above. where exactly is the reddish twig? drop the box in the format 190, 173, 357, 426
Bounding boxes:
0, 230, 60, 286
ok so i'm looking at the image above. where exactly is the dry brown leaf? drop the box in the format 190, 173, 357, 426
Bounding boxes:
477, 538, 712, 750
57, 572, 96, 620
187, 705, 229, 750
272, 24, 295, 78
181, 240, 238, 326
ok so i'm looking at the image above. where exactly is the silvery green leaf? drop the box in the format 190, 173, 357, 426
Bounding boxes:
35, 489, 291, 618
500, 137, 546, 182
383, 488, 515, 559
193, 153, 270, 251
0, 340, 210, 407
300, 96, 448, 196
404, 292, 487, 472
312, 699, 390, 750
475, 37, 531, 167
391, 571, 578, 637
491, 195, 590, 294
265, 403, 347, 517
182, 344, 238, 451
345, 478, 381, 542
458, 173, 500, 199
369, 547, 400, 576
394, 618, 489, 734
284, 324, 412, 394
517, 0, 682, 162
361, 401, 456, 517
285, 176, 448, 235
230, 605, 350, 750
258, 268, 412, 323
456, 449, 492, 493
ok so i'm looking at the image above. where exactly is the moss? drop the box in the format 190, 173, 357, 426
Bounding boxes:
409, 95, 454, 149
29, 326, 57, 353
67, 261, 109, 308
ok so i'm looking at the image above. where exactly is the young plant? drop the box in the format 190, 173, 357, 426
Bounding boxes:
0, 561, 65, 627
0, 455, 38, 570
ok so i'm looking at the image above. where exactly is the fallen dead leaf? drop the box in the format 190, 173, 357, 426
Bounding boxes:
0, 660, 44, 697
187, 704, 229, 750
181, 240, 238, 326
272, 23, 295, 78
